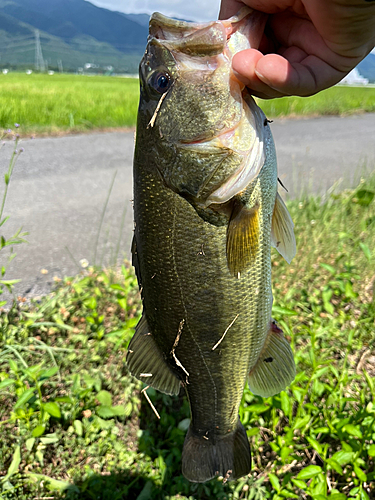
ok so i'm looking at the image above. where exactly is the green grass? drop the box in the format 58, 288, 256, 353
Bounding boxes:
0, 73, 139, 135
1, 176, 375, 499
0, 73, 375, 136
257, 85, 375, 118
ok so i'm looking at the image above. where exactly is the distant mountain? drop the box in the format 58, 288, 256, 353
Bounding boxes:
0, 0, 149, 72
121, 13, 150, 28
0, 0, 373, 80
1, 0, 148, 50
358, 53, 375, 83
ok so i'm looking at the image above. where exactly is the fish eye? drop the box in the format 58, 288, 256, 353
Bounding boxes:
150, 71, 172, 94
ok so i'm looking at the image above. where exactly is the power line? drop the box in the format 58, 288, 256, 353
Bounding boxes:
2, 47, 34, 54
0, 34, 144, 52
1, 40, 35, 49
37, 34, 145, 51
2, 34, 35, 42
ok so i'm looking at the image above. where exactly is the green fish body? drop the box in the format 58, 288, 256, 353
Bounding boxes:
127, 8, 296, 483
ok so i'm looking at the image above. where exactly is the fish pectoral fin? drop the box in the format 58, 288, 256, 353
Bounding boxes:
247, 321, 295, 398
182, 419, 251, 483
271, 192, 296, 264
226, 199, 259, 277
126, 314, 181, 396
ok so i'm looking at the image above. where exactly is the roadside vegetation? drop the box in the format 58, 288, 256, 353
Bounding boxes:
258, 85, 375, 119
0, 73, 374, 135
1, 154, 375, 498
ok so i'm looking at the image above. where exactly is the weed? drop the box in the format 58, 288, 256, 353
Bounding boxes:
0, 264, 141, 498
0, 127, 27, 306
257, 85, 375, 119
0, 177, 375, 499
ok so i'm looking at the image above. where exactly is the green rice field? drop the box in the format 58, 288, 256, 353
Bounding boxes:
0, 72, 374, 136
0, 73, 139, 135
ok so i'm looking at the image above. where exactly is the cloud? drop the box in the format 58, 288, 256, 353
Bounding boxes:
86, 0, 221, 21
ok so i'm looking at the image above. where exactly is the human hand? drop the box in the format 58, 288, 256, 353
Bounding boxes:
219, 0, 375, 98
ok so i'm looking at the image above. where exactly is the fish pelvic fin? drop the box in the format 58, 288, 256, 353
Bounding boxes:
247, 321, 296, 398
271, 192, 296, 264
226, 199, 259, 277
182, 419, 251, 483
126, 314, 181, 396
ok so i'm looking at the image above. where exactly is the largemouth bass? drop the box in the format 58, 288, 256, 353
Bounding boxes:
127, 8, 297, 483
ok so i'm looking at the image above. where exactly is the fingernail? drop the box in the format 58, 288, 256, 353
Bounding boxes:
254, 68, 267, 82
233, 69, 250, 85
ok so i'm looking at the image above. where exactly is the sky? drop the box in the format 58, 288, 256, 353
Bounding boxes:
86, 0, 221, 22
86, 1, 375, 54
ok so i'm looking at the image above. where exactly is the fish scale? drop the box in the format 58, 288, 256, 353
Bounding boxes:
127, 7, 297, 483
134, 149, 251, 432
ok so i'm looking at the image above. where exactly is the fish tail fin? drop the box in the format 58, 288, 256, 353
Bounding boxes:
248, 321, 295, 397
182, 419, 251, 483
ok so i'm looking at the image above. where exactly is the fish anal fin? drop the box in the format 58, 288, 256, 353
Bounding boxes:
126, 314, 181, 396
226, 199, 259, 277
182, 418, 251, 483
271, 192, 296, 264
248, 320, 295, 397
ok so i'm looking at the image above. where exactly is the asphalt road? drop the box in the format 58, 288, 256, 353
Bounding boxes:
3, 113, 375, 301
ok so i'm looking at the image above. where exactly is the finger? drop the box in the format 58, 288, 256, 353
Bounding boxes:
255, 53, 347, 96
279, 46, 308, 64
232, 50, 287, 98
268, 13, 355, 73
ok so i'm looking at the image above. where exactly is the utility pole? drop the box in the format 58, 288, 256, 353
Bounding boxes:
34, 30, 45, 72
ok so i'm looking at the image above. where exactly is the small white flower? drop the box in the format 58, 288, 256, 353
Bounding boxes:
80, 258, 89, 268
310, 219, 316, 226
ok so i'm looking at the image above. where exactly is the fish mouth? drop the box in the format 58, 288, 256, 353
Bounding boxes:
150, 7, 266, 52
150, 8, 268, 206
172, 9, 267, 207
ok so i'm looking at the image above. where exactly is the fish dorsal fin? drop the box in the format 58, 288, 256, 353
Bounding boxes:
271, 192, 296, 264
247, 321, 295, 397
226, 199, 259, 277
126, 314, 181, 396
